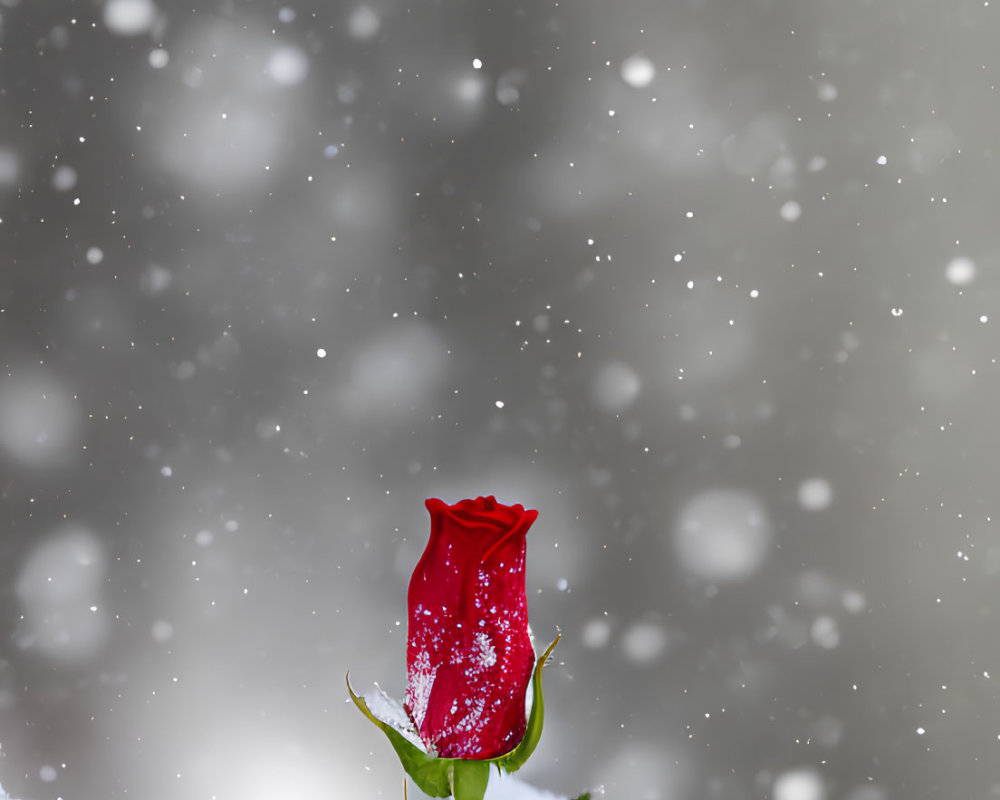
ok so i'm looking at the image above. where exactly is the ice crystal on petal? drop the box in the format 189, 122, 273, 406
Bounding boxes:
476, 631, 498, 667
406, 648, 437, 732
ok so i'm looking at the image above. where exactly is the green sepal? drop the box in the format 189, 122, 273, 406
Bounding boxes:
346, 677, 454, 797
448, 759, 490, 799
347, 634, 560, 800
492, 634, 560, 774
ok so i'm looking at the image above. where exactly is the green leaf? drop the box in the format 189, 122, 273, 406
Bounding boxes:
493, 634, 561, 774
570, 794, 592, 800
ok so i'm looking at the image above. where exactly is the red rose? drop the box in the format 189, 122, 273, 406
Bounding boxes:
347, 496, 561, 798
404, 496, 538, 759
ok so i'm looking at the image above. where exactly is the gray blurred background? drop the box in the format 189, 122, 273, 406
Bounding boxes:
2, 0, 998, 798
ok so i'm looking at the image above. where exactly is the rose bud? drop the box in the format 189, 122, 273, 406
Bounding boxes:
406, 496, 537, 758
348, 496, 559, 800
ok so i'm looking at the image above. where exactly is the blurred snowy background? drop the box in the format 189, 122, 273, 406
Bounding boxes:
2, 0, 999, 798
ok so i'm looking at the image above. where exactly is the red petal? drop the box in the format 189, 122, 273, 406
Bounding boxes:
404, 496, 537, 759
